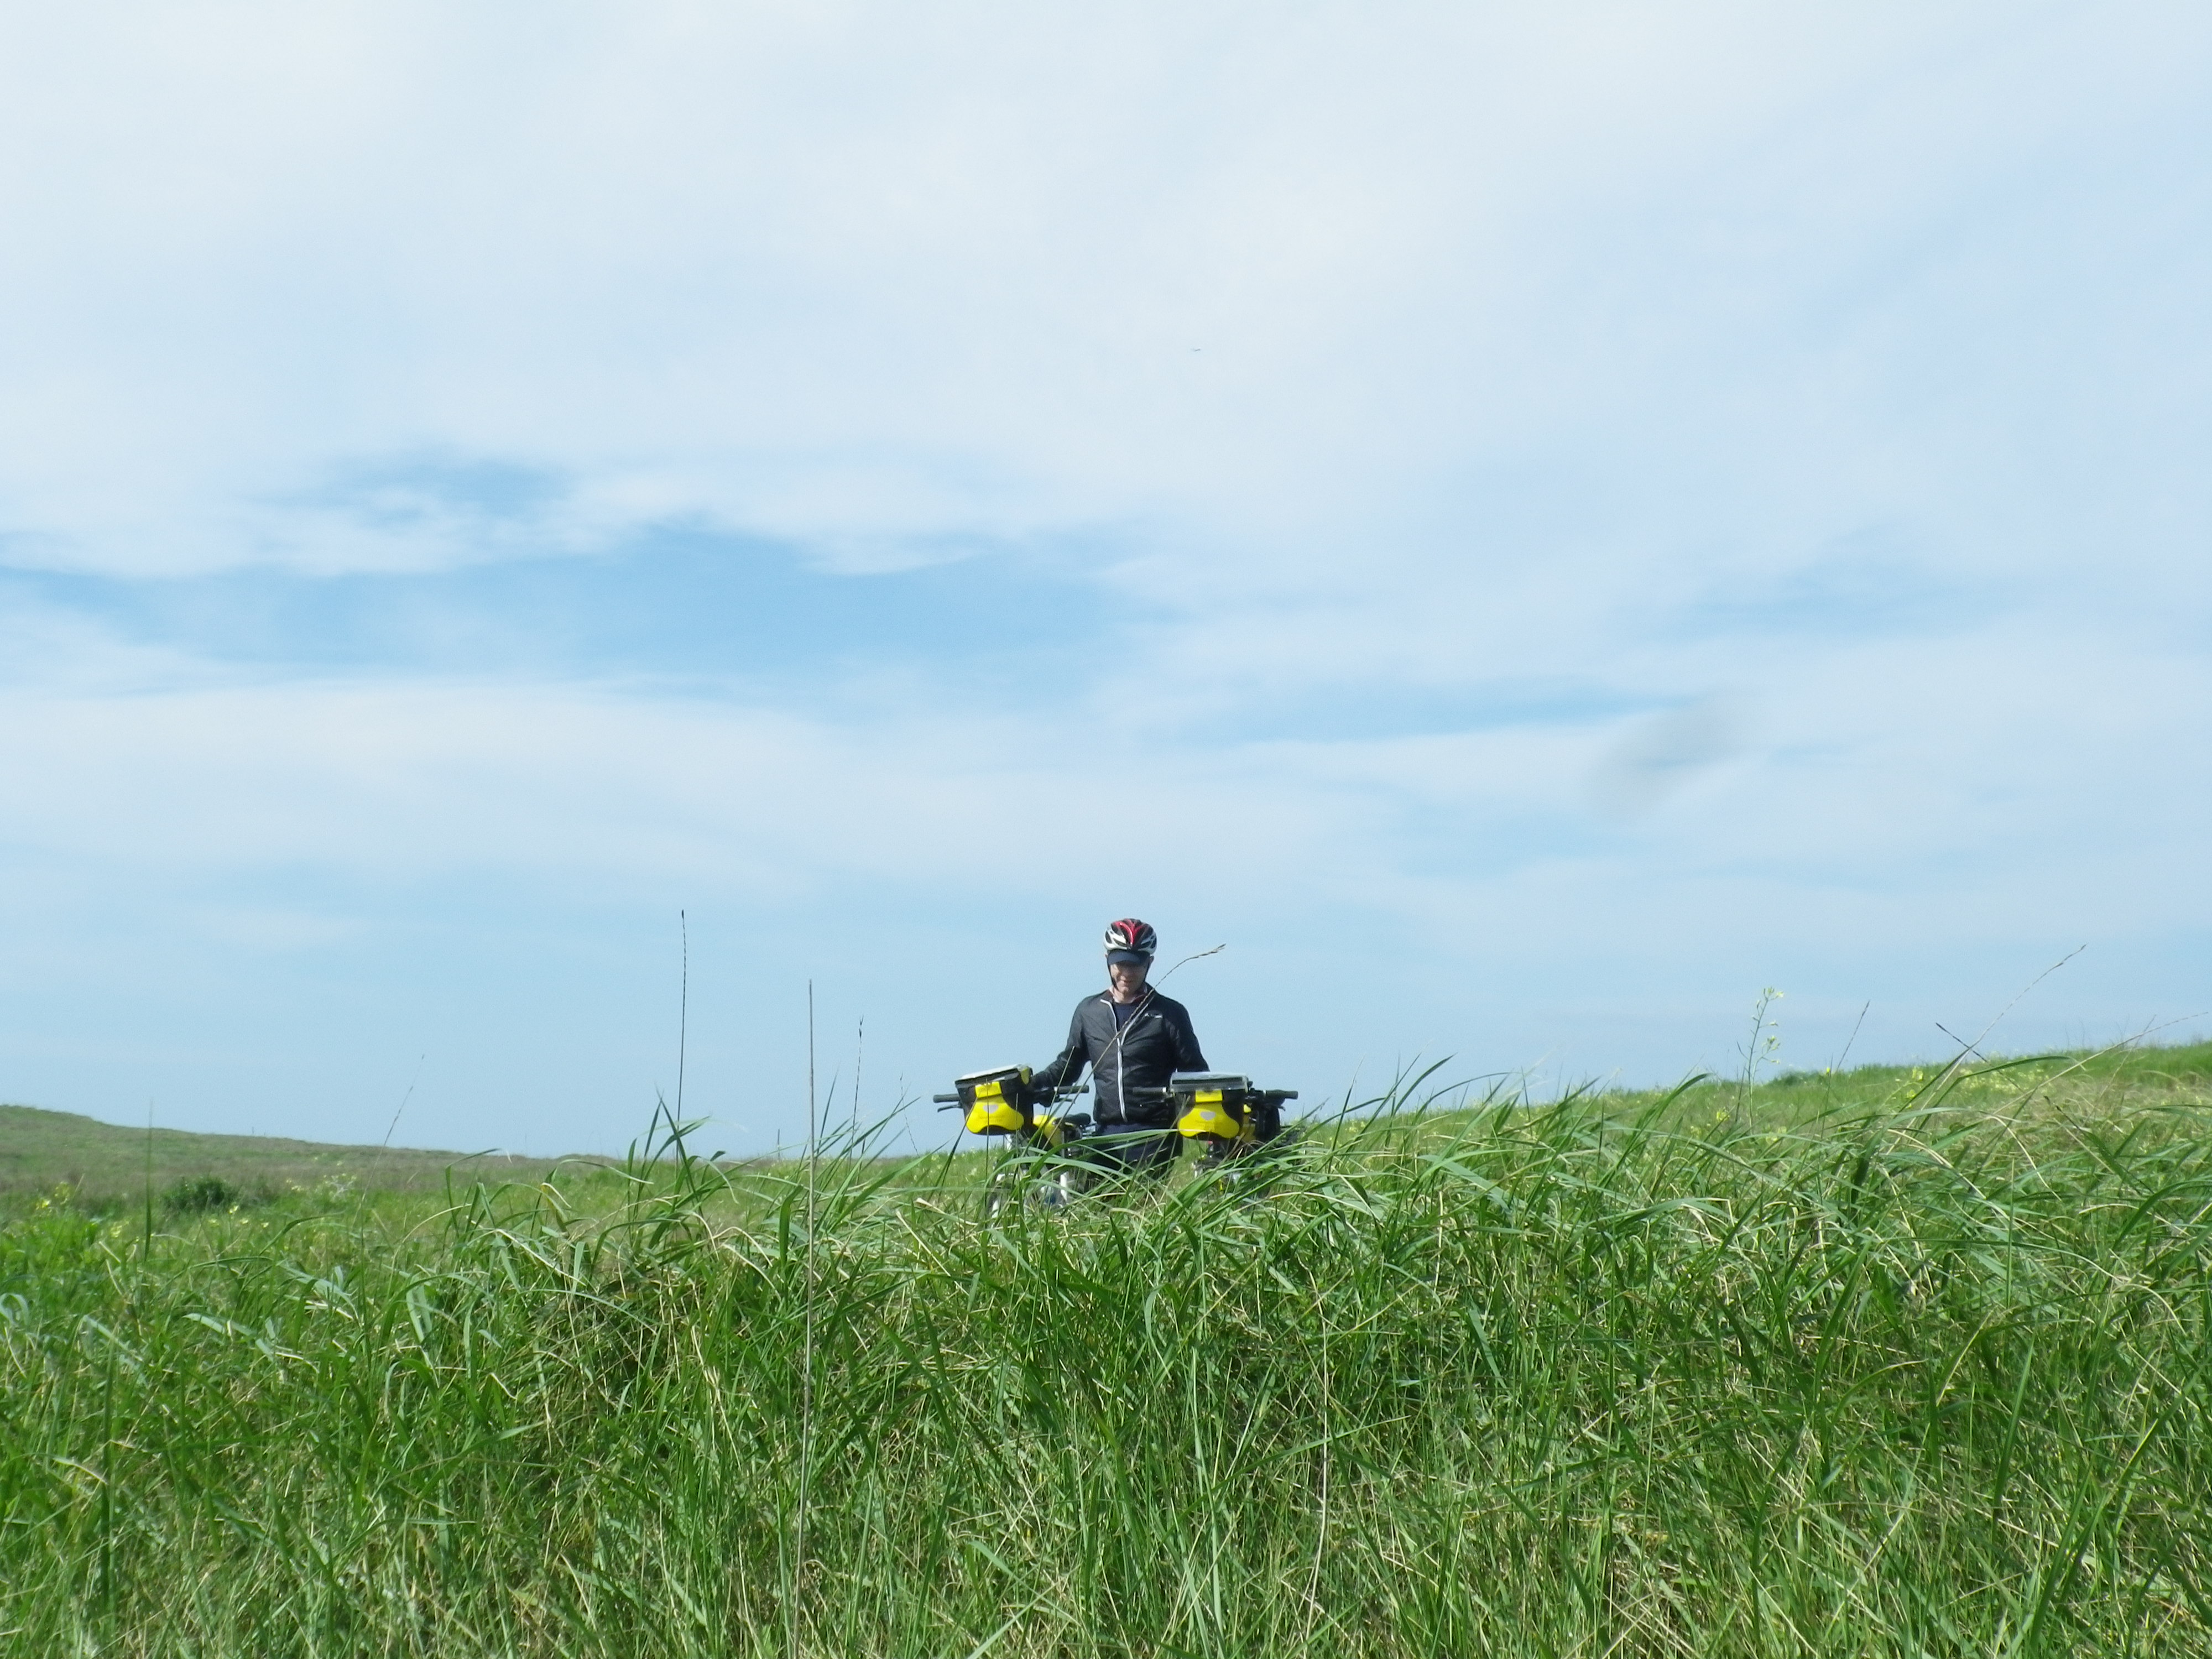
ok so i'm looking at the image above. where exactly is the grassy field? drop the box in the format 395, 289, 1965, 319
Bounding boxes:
0, 1104, 564, 1219
4, 1043, 2210, 1656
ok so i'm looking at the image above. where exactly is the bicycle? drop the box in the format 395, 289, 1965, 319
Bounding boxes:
1154, 1072, 1301, 1193
938, 1067, 1301, 1211
933, 1066, 1098, 1215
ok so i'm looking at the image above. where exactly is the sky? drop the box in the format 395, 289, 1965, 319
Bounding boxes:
2, 2, 2207, 1157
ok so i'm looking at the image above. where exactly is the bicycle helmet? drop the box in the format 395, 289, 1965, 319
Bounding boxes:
1103, 918, 1157, 962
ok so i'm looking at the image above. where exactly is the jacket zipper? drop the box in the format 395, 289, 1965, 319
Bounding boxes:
1097, 988, 1155, 1121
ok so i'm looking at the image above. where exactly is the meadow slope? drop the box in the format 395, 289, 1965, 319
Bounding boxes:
3, 1045, 2210, 1656
0, 1104, 564, 1216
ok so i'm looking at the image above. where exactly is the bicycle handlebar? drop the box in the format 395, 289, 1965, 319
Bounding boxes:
933, 1085, 1089, 1108
935, 1081, 1293, 1110
1122, 1086, 1300, 1102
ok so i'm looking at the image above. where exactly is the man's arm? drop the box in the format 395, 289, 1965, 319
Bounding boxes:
1169, 1001, 1207, 1073
1030, 1003, 1094, 1091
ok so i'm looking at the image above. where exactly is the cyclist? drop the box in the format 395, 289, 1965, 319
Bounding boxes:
1030, 919, 1207, 1176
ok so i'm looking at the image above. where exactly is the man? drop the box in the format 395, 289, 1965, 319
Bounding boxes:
1030, 918, 1208, 1175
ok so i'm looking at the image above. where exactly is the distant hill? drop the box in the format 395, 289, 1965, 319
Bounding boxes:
0, 1103, 581, 1212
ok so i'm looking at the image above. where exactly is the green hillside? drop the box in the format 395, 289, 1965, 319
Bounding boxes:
0, 1102, 570, 1214
4, 1041, 2210, 1655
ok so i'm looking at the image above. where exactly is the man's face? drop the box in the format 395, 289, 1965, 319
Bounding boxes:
1107, 956, 1150, 1001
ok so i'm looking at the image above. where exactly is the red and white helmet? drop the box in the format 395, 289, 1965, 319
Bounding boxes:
1103, 918, 1157, 961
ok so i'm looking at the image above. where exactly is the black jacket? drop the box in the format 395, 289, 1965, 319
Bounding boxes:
1032, 988, 1207, 1126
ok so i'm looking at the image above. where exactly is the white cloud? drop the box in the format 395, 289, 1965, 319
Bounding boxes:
0, 1, 2205, 1144
2, 2, 2200, 583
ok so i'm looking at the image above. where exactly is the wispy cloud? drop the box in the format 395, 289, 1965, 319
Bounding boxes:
0, 1, 2205, 1148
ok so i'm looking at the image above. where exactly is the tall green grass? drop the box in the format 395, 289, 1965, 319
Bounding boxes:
4, 1049, 2210, 1656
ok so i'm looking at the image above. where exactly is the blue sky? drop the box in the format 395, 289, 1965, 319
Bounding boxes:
2, 2, 2207, 1156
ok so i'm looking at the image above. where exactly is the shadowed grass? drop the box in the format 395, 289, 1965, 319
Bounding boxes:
3, 1046, 2210, 1655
